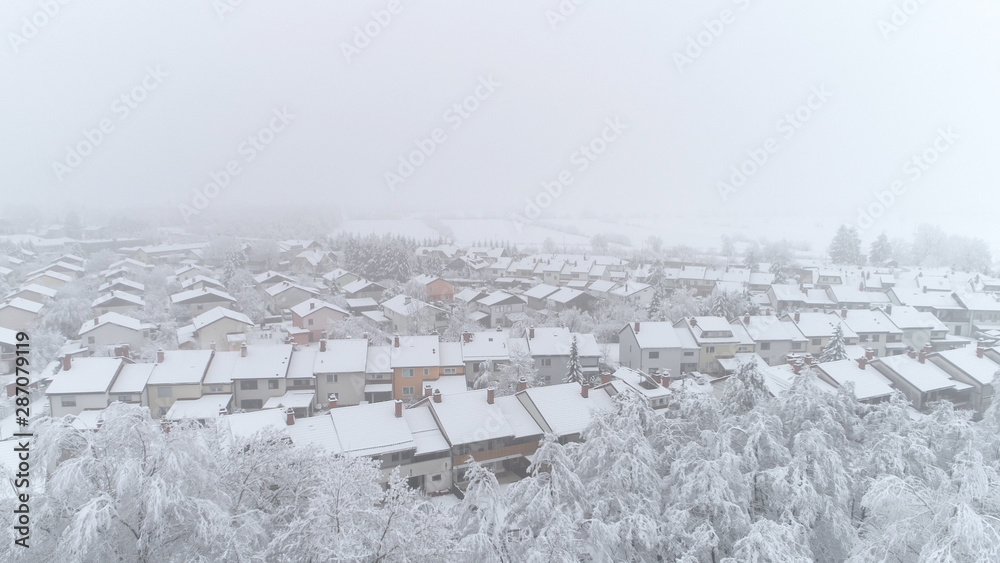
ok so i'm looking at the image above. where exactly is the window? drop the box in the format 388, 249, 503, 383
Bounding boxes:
811, 338, 821, 346
61, 396, 76, 407
240, 399, 263, 410
423, 368, 429, 376
209, 386, 223, 393
327, 374, 338, 383
872, 334, 880, 342
431, 475, 442, 482
541, 358, 552, 367
859, 335, 869, 342
792, 342, 804, 350
403, 368, 414, 378
402, 386, 415, 396
293, 379, 312, 387
240, 380, 258, 390
760, 342, 771, 350
268, 380, 279, 389
157, 387, 172, 398
307, 318, 314, 326
444, 368, 457, 375
706, 346, 715, 353
117, 395, 132, 403
87, 336, 95, 344
648, 351, 659, 359
683, 351, 694, 357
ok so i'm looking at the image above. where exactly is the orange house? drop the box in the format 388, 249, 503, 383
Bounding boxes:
388, 335, 465, 401
415, 275, 455, 303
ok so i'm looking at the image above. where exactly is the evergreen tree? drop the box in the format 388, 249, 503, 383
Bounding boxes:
828, 225, 864, 265
564, 336, 585, 384
742, 250, 759, 272
868, 232, 892, 265
819, 323, 849, 363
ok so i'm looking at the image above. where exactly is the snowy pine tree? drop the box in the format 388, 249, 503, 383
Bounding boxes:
819, 323, 849, 363
868, 232, 893, 265
564, 336, 585, 384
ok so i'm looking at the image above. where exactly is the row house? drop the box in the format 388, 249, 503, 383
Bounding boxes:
459, 329, 524, 378
79, 312, 154, 352
322, 268, 360, 289
838, 308, 905, 357
781, 311, 859, 357
674, 316, 742, 375
870, 347, 973, 411
265, 281, 320, 315
414, 274, 456, 302
253, 270, 294, 288
388, 335, 465, 402
730, 315, 807, 366
0, 298, 44, 329
180, 275, 225, 292
888, 289, 970, 336
618, 321, 699, 377
290, 298, 349, 343
174, 264, 209, 284
813, 352, 896, 404
312, 338, 369, 407
342, 279, 387, 301
177, 307, 253, 351
170, 287, 237, 315
25, 269, 72, 290
929, 342, 999, 413
824, 285, 891, 310
475, 291, 526, 328
381, 294, 448, 334
884, 305, 961, 352
526, 326, 601, 384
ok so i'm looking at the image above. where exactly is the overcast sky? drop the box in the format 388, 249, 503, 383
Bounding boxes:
2, 1, 998, 246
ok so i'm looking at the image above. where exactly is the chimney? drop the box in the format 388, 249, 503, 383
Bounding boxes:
581, 384, 590, 398
310, 301, 315, 310
743, 314, 750, 325
600, 372, 611, 385
841, 308, 848, 319
157, 349, 165, 363
859, 282, 865, 291
394, 334, 400, 348
486, 387, 496, 404
689, 318, 697, 327
907, 348, 917, 359
918, 345, 930, 364
240, 342, 248, 357
517, 377, 528, 392
62, 355, 72, 371
93, 315, 99, 325
803, 356, 813, 366
857, 357, 867, 370
652, 373, 662, 385
885, 304, 892, 315
285, 408, 295, 426
210, 341, 216, 351
433, 389, 442, 403
394, 399, 403, 418
462, 331, 472, 343
792, 361, 803, 375
865, 348, 874, 360
328, 393, 338, 409
218, 407, 228, 417
424, 383, 433, 398
793, 312, 800, 323
977, 343, 985, 359
662, 375, 672, 387
529, 326, 535, 339
320, 339, 327, 352
404, 296, 412, 305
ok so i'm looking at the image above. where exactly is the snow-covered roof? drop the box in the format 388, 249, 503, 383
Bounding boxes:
460, 330, 515, 361
1, 297, 45, 314
439, 342, 464, 367
954, 292, 1000, 312
98, 278, 145, 294
609, 282, 651, 298
226, 344, 293, 380
92, 290, 145, 308
841, 310, 903, 335
264, 281, 320, 298
180, 275, 224, 290
346, 297, 379, 309
263, 390, 316, 410
390, 335, 444, 368
170, 287, 236, 305
874, 354, 968, 393
477, 290, 524, 307
79, 312, 153, 335
527, 327, 600, 357
495, 395, 544, 439
147, 350, 214, 385
611, 366, 671, 401
517, 383, 615, 437
329, 401, 416, 456
190, 307, 253, 331
427, 375, 469, 396
932, 347, 1000, 386
626, 321, 681, 349
286, 348, 318, 380
342, 279, 382, 294
887, 305, 949, 332
401, 406, 451, 455
109, 363, 155, 395
290, 298, 348, 318
46, 357, 123, 395
366, 346, 393, 374
9, 284, 58, 299
253, 270, 293, 285
739, 316, 807, 343
165, 394, 233, 420
523, 283, 560, 300
789, 312, 859, 339
430, 388, 515, 446
314, 339, 368, 373
381, 294, 440, 316
220, 409, 289, 442
322, 268, 355, 282
814, 359, 895, 400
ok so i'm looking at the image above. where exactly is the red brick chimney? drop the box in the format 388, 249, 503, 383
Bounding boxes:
633, 322, 640, 333
394, 399, 403, 417
907, 348, 917, 359
918, 346, 929, 364
328, 393, 338, 409
517, 377, 528, 392
320, 339, 327, 352
792, 361, 802, 375
433, 389, 442, 403
600, 372, 611, 385
865, 348, 874, 360
486, 387, 495, 404
581, 384, 589, 398
857, 357, 867, 370
462, 332, 472, 343
424, 383, 433, 398
240, 342, 248, 357
310, 301, 315, 310
394, 335, 400, 348
285, 408, 295, 426
62, 355, 72, 371
529, 326, 535, 339
157, 349, 165, 363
